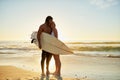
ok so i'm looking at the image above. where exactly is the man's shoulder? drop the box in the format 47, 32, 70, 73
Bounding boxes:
40, 23, 44, 27
40, 24, 45, 28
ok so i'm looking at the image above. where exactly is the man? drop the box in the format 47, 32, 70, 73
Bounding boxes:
37, 16, 62, 80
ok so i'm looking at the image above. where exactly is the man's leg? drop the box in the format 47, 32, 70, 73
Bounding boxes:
46, 53, 52, 76
41, 51, 46, 76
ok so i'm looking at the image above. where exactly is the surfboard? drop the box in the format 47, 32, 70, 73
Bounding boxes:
31, 31, 73, 55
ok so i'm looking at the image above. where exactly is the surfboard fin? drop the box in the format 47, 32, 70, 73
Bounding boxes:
31, 39, 35, 43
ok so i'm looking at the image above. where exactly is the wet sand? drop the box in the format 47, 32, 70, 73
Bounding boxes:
0, 53, 120, 80
0, 66, 91, 80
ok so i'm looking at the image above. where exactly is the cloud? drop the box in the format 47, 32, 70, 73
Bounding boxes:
90, 0, 119, 9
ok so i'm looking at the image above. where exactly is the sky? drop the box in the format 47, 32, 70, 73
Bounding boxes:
0, 0, 120, 42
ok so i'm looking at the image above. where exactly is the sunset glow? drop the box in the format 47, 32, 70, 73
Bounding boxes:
0, 0, 120, 41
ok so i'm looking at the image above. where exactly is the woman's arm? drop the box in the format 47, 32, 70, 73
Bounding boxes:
51, 22, 58, 38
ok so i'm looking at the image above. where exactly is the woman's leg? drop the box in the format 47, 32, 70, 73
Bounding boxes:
53, 55, 61, 75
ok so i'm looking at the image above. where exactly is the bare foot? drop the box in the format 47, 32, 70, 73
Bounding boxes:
54, 75, 62, 80
46, 71, 50, 76
41, 73, 45, 76
40, 73, 45, 80
52, 72, 61, 76
52, 72, 58, 75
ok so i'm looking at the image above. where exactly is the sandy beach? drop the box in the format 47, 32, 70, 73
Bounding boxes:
0, 53, 120, 80
0, 66, 39, 80
0, 65, 90, 80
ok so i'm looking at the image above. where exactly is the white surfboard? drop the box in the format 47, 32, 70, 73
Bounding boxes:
31, 31, 73, 55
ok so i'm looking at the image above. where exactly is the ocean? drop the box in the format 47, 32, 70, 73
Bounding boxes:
0, 41, 120, 57
0, 41, 120, 80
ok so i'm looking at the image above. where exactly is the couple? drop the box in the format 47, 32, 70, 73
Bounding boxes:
37, 16, 62, 80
